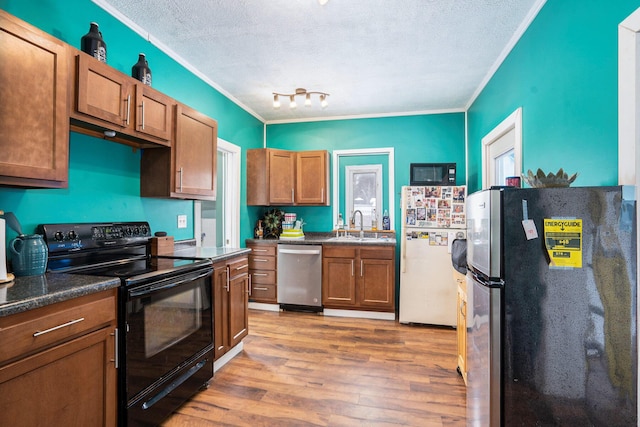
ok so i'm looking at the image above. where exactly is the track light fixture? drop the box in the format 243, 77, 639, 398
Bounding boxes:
272, 88, 330, 110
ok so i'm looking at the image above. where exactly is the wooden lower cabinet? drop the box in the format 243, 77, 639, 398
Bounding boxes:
213, 255, 250, 360
247, 241, 277, 303
322, 245, 395, 312
0, 289, 117, 426
454, 270, 467, 385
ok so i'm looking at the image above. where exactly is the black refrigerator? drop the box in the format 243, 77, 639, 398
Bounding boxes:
466, 186, 637, 426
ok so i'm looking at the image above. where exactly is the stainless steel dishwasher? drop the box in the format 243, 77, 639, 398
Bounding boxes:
277, 244, 323, 311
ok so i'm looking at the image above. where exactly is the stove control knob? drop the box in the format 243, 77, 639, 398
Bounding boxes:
140, 225, 149, 236
68, 230, 77, 241
54, 231, 64, 241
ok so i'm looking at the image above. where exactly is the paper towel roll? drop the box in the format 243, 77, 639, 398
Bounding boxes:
0, 218, 6, 280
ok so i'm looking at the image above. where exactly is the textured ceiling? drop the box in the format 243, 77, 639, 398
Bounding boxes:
95, 0, 542, 123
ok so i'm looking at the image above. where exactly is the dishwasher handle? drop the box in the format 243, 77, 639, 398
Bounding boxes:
278, 248, 321, 255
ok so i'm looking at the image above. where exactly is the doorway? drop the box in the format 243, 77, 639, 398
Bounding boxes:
195, 138, 241, 248
481, 107, 522, 189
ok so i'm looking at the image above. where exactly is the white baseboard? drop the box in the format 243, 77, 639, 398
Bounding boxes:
323, 308, 396, 321
248, 302, 280, 312
213, 342, 243, 372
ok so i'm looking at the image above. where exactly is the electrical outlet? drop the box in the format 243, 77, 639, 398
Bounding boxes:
177, 215, 187, 229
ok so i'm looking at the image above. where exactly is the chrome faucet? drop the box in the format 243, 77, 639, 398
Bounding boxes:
352, 210, 364, 238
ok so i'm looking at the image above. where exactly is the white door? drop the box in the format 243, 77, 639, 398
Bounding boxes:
482, 108, 522, 189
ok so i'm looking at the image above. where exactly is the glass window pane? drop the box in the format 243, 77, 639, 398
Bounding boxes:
494, 149, 515, 186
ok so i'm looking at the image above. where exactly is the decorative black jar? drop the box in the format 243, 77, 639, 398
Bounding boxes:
132, 53, 152, 86
80, 22, 107, 63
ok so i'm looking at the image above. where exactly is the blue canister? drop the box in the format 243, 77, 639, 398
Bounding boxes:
9, 234, 48, 276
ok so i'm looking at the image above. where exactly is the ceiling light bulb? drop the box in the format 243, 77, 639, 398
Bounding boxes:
320, 94, 328, 109
273, 94, 280, 109
305, 93, 311, 107
289, 95, 297, 109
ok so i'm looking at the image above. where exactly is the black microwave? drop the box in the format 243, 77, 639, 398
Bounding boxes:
410, 163, 456, 186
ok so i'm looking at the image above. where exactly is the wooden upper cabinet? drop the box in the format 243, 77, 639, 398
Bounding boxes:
269, 150, 296, 205
140, 104, 217, 200
247, 148, 328, 206
296, 150, 329, 205
74, 52, 129, 128
133, 83, 173, 142
0, 10, 69, 188
71, 50, 173, 147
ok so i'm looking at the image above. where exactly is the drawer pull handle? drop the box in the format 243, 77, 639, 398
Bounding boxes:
235, 264, 249, 271
253, 249, 268, 252
253, 259, 268, 262
33, 317, 85, 337
253, 287, 269, 291
252, 273, 268, 276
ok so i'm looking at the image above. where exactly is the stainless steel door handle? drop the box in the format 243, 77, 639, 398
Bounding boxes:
33, 317, 85, 337
278, 249, 321, 255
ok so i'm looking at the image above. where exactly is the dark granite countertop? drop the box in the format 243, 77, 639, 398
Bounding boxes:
170, 246, 252, 261
0, 273, 120, 318
246, 231, 397, 246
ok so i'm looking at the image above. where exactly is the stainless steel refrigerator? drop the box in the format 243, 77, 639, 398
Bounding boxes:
399, 185, 466, 326
466, 186, 637, 426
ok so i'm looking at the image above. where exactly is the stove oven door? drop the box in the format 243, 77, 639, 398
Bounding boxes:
122, 266, 214, 426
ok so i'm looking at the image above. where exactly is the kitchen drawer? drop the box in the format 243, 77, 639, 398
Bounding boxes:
248, 244, 277, 257
360, 246, 394, 260
323, 246, 357, 259
250, 269, 276, 285
249, 255, 276, 271
250, 282, 277, 301
0, 290, 116, 365
227, 256, 249, 279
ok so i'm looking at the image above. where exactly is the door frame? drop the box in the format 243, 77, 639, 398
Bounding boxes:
481, 107, 522, 189
618, 10, 640, 421
194, 138, 241, 248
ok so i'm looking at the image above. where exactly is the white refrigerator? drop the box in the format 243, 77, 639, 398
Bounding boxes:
399, 185, 466, 326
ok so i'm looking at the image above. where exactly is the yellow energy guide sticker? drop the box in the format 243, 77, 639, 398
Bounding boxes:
543, 219, 582, 268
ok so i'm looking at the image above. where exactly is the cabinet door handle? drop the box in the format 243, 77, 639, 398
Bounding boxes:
351, 259, 354, 277
360, 260, 364, 277
110, 328, 119, 368
177, 167, 183, 192
33, 317, 85, 337
140, 101, 145, 130
248, 274, 252, 295
225, 266, 230, 292
125, 94, 131, 126
321, 187, 324, 202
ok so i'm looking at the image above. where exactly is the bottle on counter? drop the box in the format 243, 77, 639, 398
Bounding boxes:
81, 22, 107, 63
132, 53, 152, 86
382, 209, 390, 230
349, 210, 355, 229
337, 213, 344, 229
371, 208, 378, 231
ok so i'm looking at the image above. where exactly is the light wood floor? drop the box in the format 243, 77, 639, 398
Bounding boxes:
162, 309, 467, 426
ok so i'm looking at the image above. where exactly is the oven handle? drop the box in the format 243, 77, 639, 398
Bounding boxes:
141, 358, 208, 410
128, 269, 212, 298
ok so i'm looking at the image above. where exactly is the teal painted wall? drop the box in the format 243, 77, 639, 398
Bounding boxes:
0, 0, 263, 244
467, 1, 639, 192
265, 113, 466, 232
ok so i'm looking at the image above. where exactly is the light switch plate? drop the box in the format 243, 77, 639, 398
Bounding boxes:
177, 215, 187, 229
